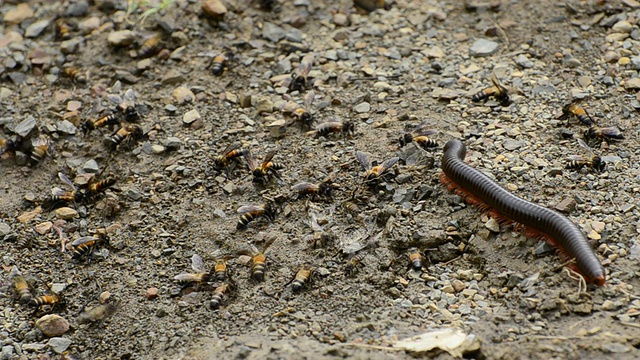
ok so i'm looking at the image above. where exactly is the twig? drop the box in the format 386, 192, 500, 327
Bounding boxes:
620, 322, 640, 329
563, 267, 586, 294
495, 22, 510, 48
338, 343, 403, 351
441, 256, 462, 266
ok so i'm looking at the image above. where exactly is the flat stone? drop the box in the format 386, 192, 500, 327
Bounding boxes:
35, 221, 53, 235
25, 19, 51, 38
36, 314, 70, 337
0, 222, 11, 237
55, 207, 78, 220
202, 0, 227, 19
469, 39, 499, 57
182, 109, 201, 125
555, 198, 576, 213
78, 16, 100, 33
613, 20, 633, 33
48, 337, 72, 354
485, 218, 500, 232
83, 159, 100, 173
57, 120, 77, 135
172, 86, 195, 104
262, 22, 286, 43
605, 33, 629, 42
4, 3, 34, 24
60, 38, 82, 54
161, 70, 185, 85
624, 77, 640, 90
515, 54, 534, 68
15, 115, 37, 137
353, 102, 371, 113
108, 30, 135, 47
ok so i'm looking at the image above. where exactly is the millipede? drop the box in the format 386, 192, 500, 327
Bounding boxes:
440, 139, 605, 286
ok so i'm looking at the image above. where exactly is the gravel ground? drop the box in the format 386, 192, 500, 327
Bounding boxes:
1, 0, 640, 359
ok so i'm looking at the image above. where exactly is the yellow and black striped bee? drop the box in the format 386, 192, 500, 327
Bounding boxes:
213, 142, 248, 173
289, 53, 314, 92
0, 138, 17, 159
29, 135, 50, 166
345, 251, 367, 277
43, 172, 84, 211
308, 121, 355, 138
356, 151, 399, 185
237, 202, 278, 229
244, 150, 285, 184
138, 33, 162, 59
62, 67, 87, 84
107, 124, 145, 150
213, 255, 232, 282
585, 125, 625, 143
399, 123, 438, 150
557, 102, 594, 126
290, 265, 315, 292
207, 52, 232, 76
107, 88, 138, 122
82, 113, 120, 136
280, 90, 315, 130
29, 280, 64, 311
55, 18, 73, 40
12, 268, 33, 304
292, 175, 339, 201
209, 280, 235, 310
472, 73, 510, 105
86, 174, 117, 197
566, 139, 606, 172
71, 232, 109, 262
237, 238, 275, 281
174, 254, 211, 286
408, 247, 424, 271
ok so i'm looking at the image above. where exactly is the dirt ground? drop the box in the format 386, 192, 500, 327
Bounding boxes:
1, 0, 640, 359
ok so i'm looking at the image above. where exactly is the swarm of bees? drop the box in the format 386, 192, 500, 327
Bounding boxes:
556, 100, 625, 145
43, 171, 117, 211
0, 133, 50, 166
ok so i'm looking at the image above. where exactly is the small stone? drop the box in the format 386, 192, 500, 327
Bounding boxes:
588, 230, 601, 240
515, 54, 534, 68
64, 0, 89, 17
613, 20, 633, 33
15, 115, 37, 137
161, 70, 185, 86
623, 0, 640, 8
604, 51, 621, 63
146, 287, 159, 300
78, 16, 100, 33
162, 137, 182, 150
182, 109, 201, 125
99, 291, 111, 304
172, 86, 195, 104
442, 285, 455, 293
108, 30, 135, 47
605, 33, 629, 42
82, 159, 99, 173
25, 19, 51, 38
239, 93, 252, 108
333, 13, 348, 26
624, 78, 640, 90
262, 22, 286, 43
48, 337, 72, 354
151, 145, 166, 154
0, 222, 11, 237
257, 98, 274, 113
202, 0, 227, 20
631, 55, 640, 70
36, 314, 70, 337
469, 39, 499, 57
1, 345, 14, 359
4, 3, 34, 24
164, 104, 178, 114
591, 221, 605, 233
555, 198, 576, 213
619, 57, 631, 65
354, 102, 371, 113
60, 38, 81, 54
57, 120, 77, 135
55, 207, 78, 220
485, 218, 500, 232
577, 76, 591, 88
21, 343, 47, 352
17, 207, 42, 223
426, 46, 445, 58
601, 300, 619, 311
35, 221, 53, 235
451, 279, 466, 293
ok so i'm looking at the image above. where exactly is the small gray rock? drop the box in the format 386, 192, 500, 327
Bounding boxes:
262, 22, 286, 43
126, 189, 142, 201
182, 109, 201, 125
162, 137, 182, 150
64, 0, 89, 17
25, 19, 51, 38
515, 54, 534, 68
20, 343, 47, 352
57, 120, 77, 135
469, 39, 499, 57
353, 102, 371, 113
108, 30, 135, 47
630, 55, 640, 70
1, 345, 13, 360
60, 38, 82, 54
0, 222, 11, 237
15, 115, 37, 137
48, 337, 72, 354
502, 139, 523, 151
83, 159, 100, 173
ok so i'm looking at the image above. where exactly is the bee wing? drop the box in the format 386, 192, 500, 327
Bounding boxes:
58, 172, 77, 190
32, 135, 49, 147
174, 273, 199, 282
567, 155, 588, 161
72, 236, 97, 246
262, 237, 276, 252
292, 182, 317, 191
107, 94, 123, 106
356, 151, 372, 171
490, 72, 506, 91
221, 142, 241, 156
576, 139, 595, 157
602, 126, 623, 137
243, 151, 258, 170
237, 205, 263, 215
380, 157, 399, 171
298, 53, 314, 77
123, 89, 136, 106
191, 254, 207, 272
261, 150, 276, 167
303, 90, 315, 109
414, 128, 438, 137
51, 187, 68, 196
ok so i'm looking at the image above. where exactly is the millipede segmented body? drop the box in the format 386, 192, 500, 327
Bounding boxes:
441, 139, 604, 286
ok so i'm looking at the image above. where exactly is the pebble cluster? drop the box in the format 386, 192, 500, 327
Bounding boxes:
1, 0, 640, 359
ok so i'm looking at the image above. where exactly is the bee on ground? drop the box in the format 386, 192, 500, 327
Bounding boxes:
303, 206, 335, 249
70, 232, 110, 263
280, 90, 316, 130
566, 139, 606, 172
557, 101, 594, 126
106, 124, 145, 150
209, 280, 235, 310
82, 113, 121, 136
407, 247, 425, 271
471, 73, 510, 105
289, 53, 314, 93
289, 265, 315, 292
236, 202, 278, 230
292, 174, 339, 201
107, 88, 138, 122
86, 173, 118, 198
307, 120, 355, 138
29, 280, 65, 312
29, 135, 50, 166
173, 254, 212, 288
43, 172, 84, 211
244, 150, 285, 184
212, 142, 248, 174
213, 255, 232, 282
207, 51, 233, 76
55, 18, 73, 39
62, 67, 87, 84
138, 33, 162, 59
584, 125, 624, 143
355, 151, 399, 185
398, 123, 438, 150
1, 137, 17, 159
236, 238, 276, 281
11, 267, 33, 304
345, 251, 367, 277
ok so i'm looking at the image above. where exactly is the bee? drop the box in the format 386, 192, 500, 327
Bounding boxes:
585, 125, 625, 143
86, 175, 117, 197
71, 233, 109, 262
345, 252, 367, 277
289, 53, 314, 92
213, 255, 232, 282
29, 135, 50, 166
399, 123, 438, 150
213, 142, 248, 173
174, 254, 211, 286
472, 73, 510, 105
354, 0, 391, 12
244, 150, 285, 184
43, 172, 84, 211
237, 202, 278, 229
309, 121, 355, 138
356, 151, 399, 184
408, 248, 424, 271
290, 266, 315, 292
566, 139, 606, 172
11, 268, 33, 304
280, 91, 315, 130
341, 201, 360, 215
292, 176, 339, 201
29, 281, 64, 310
55, 18, 73, 39
61, 67, 87, 84
0, 138, 16, 159
107, 124, 145, 150
237, 238, 275, 281
208, 52, 231, 76
107, 88, 138, 122
82, 113, 120, 135
138, 33, 162, 59
557, 102, 594, 126
209, 280, 235, 310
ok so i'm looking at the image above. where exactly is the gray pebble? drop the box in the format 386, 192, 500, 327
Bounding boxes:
83, 159, 100, 173
25, 19, 51, 38
21, 343, 47, 352
15, 115, 37, 137
469, 39, 499, 57
108, 30, 135, 47
515, 54, 534, 68
0, 222, 11, 238
183, 109, 201, 125
60, 38, 82, 54
162, 137, 182, 150
64, 0, 89, 17
57, 120, 77, 135
353, 102, 371, 113
1, 345, 13, 360
48, 337, 72, 354
262, 22, 286, 43
164, 104, 178, 114
126, 189, 142, 201
630, 55, 640, 70
502, 139, 523, 151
